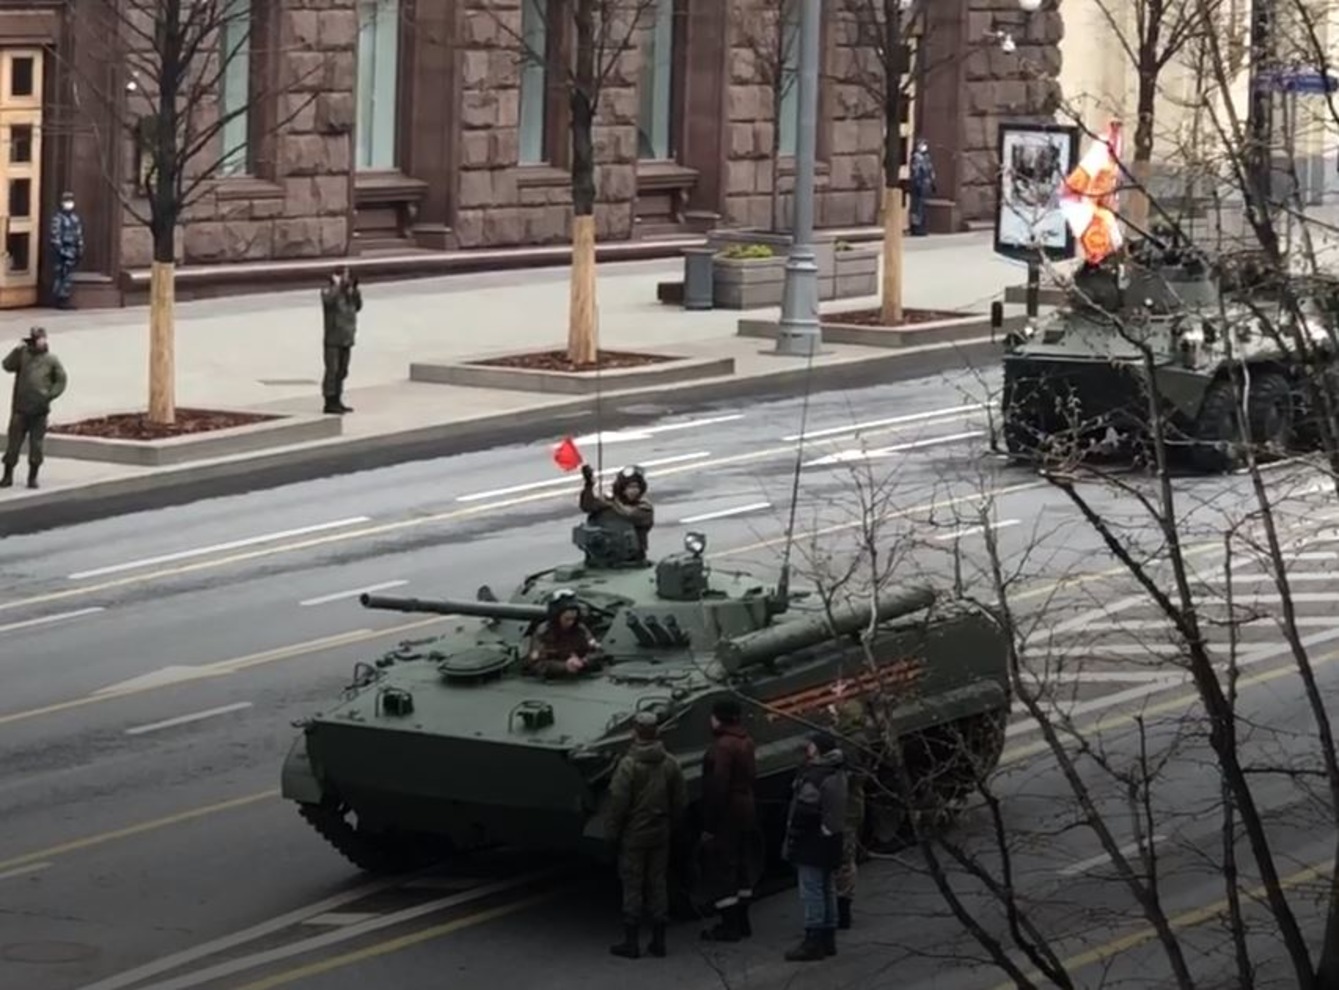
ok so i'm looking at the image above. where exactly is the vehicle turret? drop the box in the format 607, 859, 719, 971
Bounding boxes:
358, 593, 550, 624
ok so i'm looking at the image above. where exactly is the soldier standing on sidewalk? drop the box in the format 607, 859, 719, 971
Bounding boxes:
49, 192, 84, 309
605, 711, 688, 960
830, 694, 869, 930
2, 327, 67, 489
321, 267, 361, 414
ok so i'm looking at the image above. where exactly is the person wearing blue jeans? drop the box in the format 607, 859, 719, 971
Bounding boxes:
781, 731, 848, 961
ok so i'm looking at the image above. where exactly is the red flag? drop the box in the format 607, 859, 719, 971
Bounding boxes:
552, 436, 583, 472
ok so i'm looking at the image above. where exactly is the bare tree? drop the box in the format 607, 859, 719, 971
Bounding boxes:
836, 0, 933, 326
1087, 0, 1229, 230
62, 0, 318, 426
488, 0, 659, 367
731, 0, 799, 233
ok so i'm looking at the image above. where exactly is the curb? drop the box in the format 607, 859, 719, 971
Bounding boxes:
0, 335, 1001, 535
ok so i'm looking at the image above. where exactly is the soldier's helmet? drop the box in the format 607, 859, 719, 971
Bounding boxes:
612, 464, 646, 501
547, 588, 580, 619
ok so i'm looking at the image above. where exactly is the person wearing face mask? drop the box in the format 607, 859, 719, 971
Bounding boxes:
49, 192, 84, 309
2, 327, 67, 489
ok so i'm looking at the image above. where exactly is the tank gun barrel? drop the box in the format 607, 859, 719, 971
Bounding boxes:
715, 587, 936, 673
358, 594, 549, 623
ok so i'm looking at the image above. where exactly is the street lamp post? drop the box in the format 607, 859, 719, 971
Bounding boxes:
774, 0, 823, 356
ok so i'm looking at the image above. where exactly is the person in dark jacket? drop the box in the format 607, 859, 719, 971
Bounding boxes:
782, 731, 849, 962
2, 327, 67, 489
830, 696, 868, 930
699, 697, 762, 942
321, 267, 361, 414
524, 589, 600, 679
579, 463, 654, 561
605, 711, 688, 959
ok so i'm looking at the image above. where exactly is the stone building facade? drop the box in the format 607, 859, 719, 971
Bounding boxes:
0, 0, 1061, 307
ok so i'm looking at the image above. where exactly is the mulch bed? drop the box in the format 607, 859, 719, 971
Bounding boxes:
824, 307, 967, 328
469, 349, 674, 373
50, 408, 280, 441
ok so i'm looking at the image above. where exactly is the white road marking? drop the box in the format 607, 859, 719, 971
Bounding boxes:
680, 501, 773, 524
301, 912, 382, 927
91, 630, 378, 697
299, 580, 408, 607
573, 413, 744, 445
1047, 642, 1273, 657
1209, 572, 1339, 585
68, 517, 373, 580
0, 861, 50, 881
1058, 835, 1165, 877
1007, 624, 1339, 740
0, 606, 104, 635
94, 665, 228, 696
114, 868, 562, 990
125, 702, 254, 736
1032, 595, 1146, 640
932, 519, 1021, 542
455, 451, 711, 502
783, 403, 983, 442
805, 431, 983, 467
1068, 617, 1339, 632
77, 875, 410, 990
1020, 670, 1186, 684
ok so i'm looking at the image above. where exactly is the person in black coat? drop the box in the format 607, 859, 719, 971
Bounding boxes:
781, 731, 848, 962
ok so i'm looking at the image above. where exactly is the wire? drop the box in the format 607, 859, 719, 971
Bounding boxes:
779, 342, 819, 580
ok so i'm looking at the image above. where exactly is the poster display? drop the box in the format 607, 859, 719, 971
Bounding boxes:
993, 122, 1080, 261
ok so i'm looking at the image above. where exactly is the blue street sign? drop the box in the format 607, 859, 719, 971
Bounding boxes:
1255, 68, 1339, 93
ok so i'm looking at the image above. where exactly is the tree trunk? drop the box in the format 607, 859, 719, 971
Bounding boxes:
880, 0, 904, 326
148, 261, 176, 425
1126, 70, 1157, 234
567, 81, 598, 367
880, 185, 903, 325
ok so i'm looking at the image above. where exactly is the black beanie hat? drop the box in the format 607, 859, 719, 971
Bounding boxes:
809, 731, 839, 755
712, 698, 741, 724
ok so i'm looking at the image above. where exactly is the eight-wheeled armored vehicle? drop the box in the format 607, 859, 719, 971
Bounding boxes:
1000, 232, 1339, 472
281, 502, 1012, 901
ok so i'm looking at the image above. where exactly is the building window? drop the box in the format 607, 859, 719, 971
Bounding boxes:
356, 0, 400, 170
518, 0, 549, 164
637, 0, 676, 160
218, 0, 252, 176
777, 0, 799, 156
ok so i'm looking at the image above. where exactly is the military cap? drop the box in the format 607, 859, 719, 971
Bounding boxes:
808, 730, 839, 755
712, 698, 742, 723
633, 711, 658, 729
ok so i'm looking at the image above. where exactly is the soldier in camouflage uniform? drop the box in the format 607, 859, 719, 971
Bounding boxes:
829, 694, 869, 930
524, 589, 602, 679
605, 710, 688, 959
321, 268, 362, 414
2, 327, 67, 490
49, 192, 84, 309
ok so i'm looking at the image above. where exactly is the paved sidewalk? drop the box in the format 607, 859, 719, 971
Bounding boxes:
0, 232, 1024, 519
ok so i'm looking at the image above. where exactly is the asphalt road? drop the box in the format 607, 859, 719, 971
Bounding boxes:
3, 368, 1339, 990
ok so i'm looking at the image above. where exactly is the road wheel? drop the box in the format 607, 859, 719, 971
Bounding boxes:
298, 801, 449, 874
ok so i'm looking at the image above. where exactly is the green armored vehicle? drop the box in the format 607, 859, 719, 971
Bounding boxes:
1000, 232, 1339, 472
281, 498, 1011, 896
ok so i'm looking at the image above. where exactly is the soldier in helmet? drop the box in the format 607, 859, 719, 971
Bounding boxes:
523, 589, 601, 678
49, 191, 84, 309
580, 463, 654, 561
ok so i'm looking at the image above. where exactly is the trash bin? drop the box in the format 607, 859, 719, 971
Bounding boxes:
683, 246, 715, 311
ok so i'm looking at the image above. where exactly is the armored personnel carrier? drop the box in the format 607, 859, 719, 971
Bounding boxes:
1000, 230, 1339, 472
281, 500, 1011, 901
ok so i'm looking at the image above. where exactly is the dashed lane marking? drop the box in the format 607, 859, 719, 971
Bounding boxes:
299, 580, 408, 607
679, 501, 772, 524
67, 517, 373, 580
0, 606, 104, 635
1057, 835, 1165, 877
125, 702, 254, 736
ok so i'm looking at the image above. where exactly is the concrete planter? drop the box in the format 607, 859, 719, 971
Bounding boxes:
834, 247, 879, 298
707, 227, 859, 308
711, 255, 788, 309
20, 411, 342, 467
410, 350, 737, 395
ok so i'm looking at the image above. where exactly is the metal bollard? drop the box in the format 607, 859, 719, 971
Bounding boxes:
683, 246, 715, 310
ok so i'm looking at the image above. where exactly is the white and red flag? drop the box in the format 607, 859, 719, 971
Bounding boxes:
1058, 120, 1124, 265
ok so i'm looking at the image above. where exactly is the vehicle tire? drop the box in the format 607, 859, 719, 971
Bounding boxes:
1190, 378, 1246, 473
298, 801, 449, 874
1293, 363, 1339, 449
1246, 370, 1293, 458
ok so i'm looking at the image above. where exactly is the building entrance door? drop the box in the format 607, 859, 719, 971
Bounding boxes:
0, 48, 42, 308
